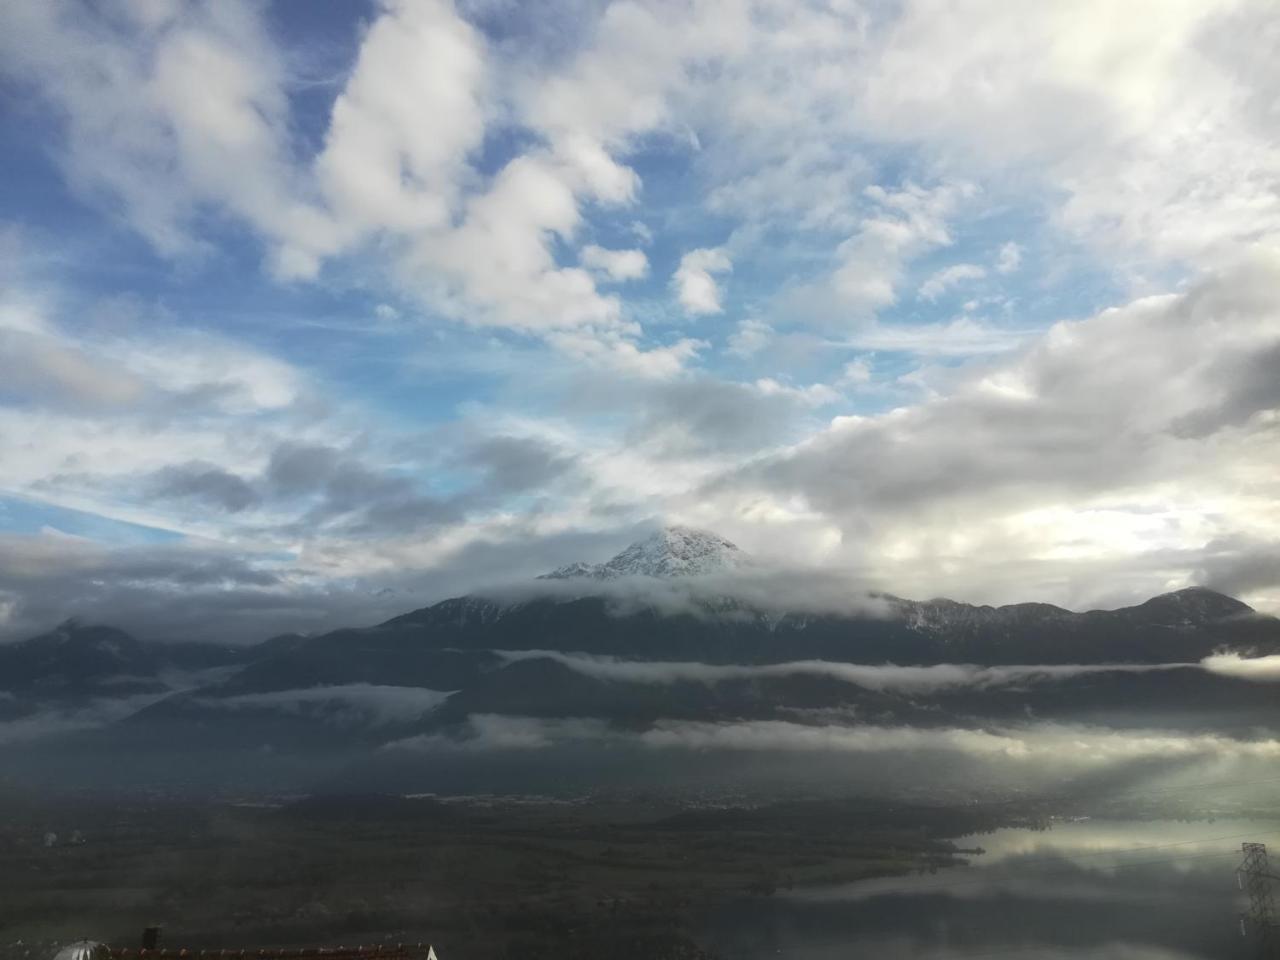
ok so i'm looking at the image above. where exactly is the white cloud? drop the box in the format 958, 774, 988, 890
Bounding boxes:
1200, 653, 1280, 682
413, 152, 624, 332
497, 651, 1189, 693
919, 263, 986, 301
754, 378, 840, 408
0, 0, 328, 275
726, 318, 773, 358
714, 251, 1280, 610
674, 247, 733, 316
843, 317, 1028, 357
546, 331, 706, 380
996, 241, 1023, 274
579, 245, 649, 282
838, 358, 873, 387
832, 181, 975, 315
854, 0, 1280, 268
638, 720, 1280, 762
313, 0, 486, 247
387, 714, 1280, 766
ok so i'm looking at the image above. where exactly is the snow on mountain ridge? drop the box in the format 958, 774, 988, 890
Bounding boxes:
540, 526, 749, 580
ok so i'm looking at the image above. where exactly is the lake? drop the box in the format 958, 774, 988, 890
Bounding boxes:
701, 818, 1280, 959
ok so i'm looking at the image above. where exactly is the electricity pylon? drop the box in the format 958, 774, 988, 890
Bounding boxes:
1240, 842, 1280, 960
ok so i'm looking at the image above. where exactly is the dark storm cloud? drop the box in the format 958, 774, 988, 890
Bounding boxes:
1170, 342, 1280, 438
627, 376, 809, 457
712, 255, 1280, 525
148, 461, 259, 512
265, 442, 343, 495
262, 434, 579, 537
461, 435, 576, 495
0, 534, 279, 589
1194, 536, 1280, 598
0, 533, 343, 642
264, 441, 462, 535
0, 523, 649, 644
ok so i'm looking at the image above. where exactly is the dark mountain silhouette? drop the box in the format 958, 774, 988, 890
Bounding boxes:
3, 530, 1278, 761
0, 619, 247, 698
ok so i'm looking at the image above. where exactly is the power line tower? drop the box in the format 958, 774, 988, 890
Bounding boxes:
1239, 842, 1280, 960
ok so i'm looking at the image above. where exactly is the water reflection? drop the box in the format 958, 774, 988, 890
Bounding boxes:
702, 819, 1279, 959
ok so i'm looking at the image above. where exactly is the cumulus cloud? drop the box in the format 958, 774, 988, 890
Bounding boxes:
754, 379, 841, 408
838, 358, 874, 387
313, 0, 485, 249
0, 0, 686, 363
148, 462, 259, 514
0, 0, 326, 274
579, 245, 649, 282
726, 318, 773, 358
832, 181, 974, 315
708, 253, 1280, 610
674, 248, 733, 316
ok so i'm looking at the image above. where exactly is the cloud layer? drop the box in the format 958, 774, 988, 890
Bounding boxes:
1200, 653, 1280, 682
497, 651, 1194, 693
387, 715, 1280, 766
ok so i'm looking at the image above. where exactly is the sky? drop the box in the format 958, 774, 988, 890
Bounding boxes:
0, 0, 1278, 641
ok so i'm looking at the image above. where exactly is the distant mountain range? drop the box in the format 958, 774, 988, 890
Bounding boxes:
2, 527, 1278, 770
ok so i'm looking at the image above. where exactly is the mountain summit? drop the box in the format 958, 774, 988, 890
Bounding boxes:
540, 525, 749, 580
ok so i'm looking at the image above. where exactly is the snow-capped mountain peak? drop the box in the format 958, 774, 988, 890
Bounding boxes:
540, 526, 749, 580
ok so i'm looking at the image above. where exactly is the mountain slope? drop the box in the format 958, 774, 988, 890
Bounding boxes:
0, 620, 251, 700
540, 525, 749, 579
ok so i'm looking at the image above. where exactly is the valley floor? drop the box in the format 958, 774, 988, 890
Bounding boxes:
0, 791, 1036, 960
